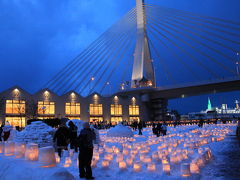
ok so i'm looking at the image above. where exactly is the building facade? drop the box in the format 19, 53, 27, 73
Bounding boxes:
0, 86, 144, 127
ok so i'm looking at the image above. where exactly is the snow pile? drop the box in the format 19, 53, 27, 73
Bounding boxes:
107, 123, 133, 137
15, 121, 54, 147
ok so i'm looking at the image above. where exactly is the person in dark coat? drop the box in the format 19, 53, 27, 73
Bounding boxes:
138, 122, 143, 135
53, 124, 70, 158
0, 125, 3, 141
78, 122, 96, 180
68, 121, 78, 152
156, 123, 162, 137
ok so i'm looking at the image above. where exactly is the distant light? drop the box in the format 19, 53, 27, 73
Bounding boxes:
181, 94, 185, 98
91, 77, 95, 81
94, 94, 98, 98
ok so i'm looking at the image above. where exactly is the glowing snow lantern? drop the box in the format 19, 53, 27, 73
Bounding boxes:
4, 142, 15, 156
123, 149, 129, 155
152, 152, 159, 161
163, 163, 171, 174
101, 160, 109, 168
55, 153, 60, 163
91, 159, 98, 168
39, 146, 56, 167
119, 161, 127, 170
147, 163, 156, 172
181, 163, 191, 177
15, 142, 26, 158
0, 142, 4, 153
25, 143, 39, 161
116, 154, 124, 163
64, 157, 72, 167
126, 157, 133, 166
104, 153, 113, 161
93, 152, 100, 161
143, 156, 152, 163
190, 161, 200, 174
162, 158, 169, 165
133, 162, 142, 172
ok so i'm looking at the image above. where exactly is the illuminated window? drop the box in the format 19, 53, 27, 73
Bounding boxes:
6, 100, 25, 114
89, 104, 103, 115
129, 117, 140, 122
90, 117, 103, 123
66, 116, 81, 120
38, 101, 55, 115
111, 104, 122, 115
37, 116, 55, 120
65, 102, 80, 115
5, 117, 26, 127
129, 105, 139, 116
111, 117, 123, 125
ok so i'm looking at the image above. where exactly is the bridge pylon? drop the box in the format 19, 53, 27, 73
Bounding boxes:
131, 0, 156, 88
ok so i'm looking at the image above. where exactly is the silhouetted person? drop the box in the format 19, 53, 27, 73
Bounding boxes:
78, 122, 96, 179
162, 123, 167, 136
138, 122, 143, 135
53, 124, 70, 158
0, 125, 3, 141
68, 121, 78, 152
156, 123, 162, 137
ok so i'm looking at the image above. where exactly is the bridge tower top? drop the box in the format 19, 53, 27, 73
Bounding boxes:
131, 0, 156, 88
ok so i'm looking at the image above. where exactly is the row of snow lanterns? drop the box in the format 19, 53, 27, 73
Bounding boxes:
93, 127, 223, 177
0, 141, 57, 168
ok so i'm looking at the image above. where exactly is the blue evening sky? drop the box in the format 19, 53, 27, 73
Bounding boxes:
0, 0, 239, 113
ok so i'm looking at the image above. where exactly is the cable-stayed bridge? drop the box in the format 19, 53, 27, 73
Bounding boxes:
44, 0, 240, 121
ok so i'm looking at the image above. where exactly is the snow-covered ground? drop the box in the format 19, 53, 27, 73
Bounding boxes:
0, 123, 238, 180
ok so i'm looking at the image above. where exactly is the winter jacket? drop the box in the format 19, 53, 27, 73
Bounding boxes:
53, 126, 70, 147
78, 128, 96, 149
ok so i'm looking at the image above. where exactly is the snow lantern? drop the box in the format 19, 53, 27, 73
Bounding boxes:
104, 153, 113, 161
147, 163, 156, 172
152, 152, 159, 161
133, 162, 142, 172
163, 163, 171, 174
190, 161, 200, 174
91, 159, 97, 168
126, 157, 133, 166
55, 153, 60, 163
64, 157, 72, 167
162, 158, 169, 165
143, 156, 152, 163
181, 163, 191, 177
25, 143, 39, 161
123, 149, 129, 155
4, 142, 15, 156
93, 152, 100, 161
15, 142, 26, 158
101, 160, 109, 168
119, 161, 127, 170
116, 154, 124, 163
39, 146, 56, 167
0, 142, 4, 153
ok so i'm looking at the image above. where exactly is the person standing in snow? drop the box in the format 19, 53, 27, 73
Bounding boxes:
0, 125, 3, 141
162, 123, 167, 136
78, 122, 96, 180
53, 124, 70, 158
68, 121, 78, 152
138, 121, 143, 135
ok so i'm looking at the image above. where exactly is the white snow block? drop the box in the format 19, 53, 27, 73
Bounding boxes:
39, 146, 56, 167
4, 141, 15, 156
25, 143, 39, 161
15, 142, 26, 158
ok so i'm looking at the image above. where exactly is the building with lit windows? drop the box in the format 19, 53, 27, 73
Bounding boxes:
0, 86, 145, 127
